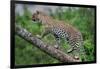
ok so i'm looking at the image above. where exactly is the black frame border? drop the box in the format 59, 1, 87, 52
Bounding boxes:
10, 1, 97, 68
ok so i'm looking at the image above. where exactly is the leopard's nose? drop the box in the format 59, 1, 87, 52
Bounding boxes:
32, 17, 36, 21
32, 19, 36, 21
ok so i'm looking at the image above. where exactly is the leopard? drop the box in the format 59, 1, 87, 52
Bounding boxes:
32, 11, 86, 61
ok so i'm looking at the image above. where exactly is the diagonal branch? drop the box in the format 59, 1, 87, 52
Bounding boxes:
15, 24, 81, 63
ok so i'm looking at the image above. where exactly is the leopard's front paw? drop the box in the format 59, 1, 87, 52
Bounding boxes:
54, 45, 60, 49
36, 35, 42, 39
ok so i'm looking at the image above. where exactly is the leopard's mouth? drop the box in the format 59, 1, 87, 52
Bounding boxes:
32, 18, 40, 24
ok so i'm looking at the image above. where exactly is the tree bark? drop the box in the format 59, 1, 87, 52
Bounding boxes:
15, 25, 81, 63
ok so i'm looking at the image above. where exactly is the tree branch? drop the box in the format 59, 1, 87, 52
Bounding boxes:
15, 24, 81, 63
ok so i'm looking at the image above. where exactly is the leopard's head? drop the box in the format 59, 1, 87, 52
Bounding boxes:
32, 10, 51, 25
32, 11, 41, 22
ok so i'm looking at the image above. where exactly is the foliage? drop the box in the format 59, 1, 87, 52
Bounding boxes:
15, 6, 95, 65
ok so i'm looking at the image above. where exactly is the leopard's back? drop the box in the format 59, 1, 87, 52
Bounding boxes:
50, 21, 83, 48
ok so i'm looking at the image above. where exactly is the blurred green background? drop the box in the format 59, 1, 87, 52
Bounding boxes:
15, 6, 95, 65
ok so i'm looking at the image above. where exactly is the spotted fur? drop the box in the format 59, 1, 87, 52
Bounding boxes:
32, 11, 85, 60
